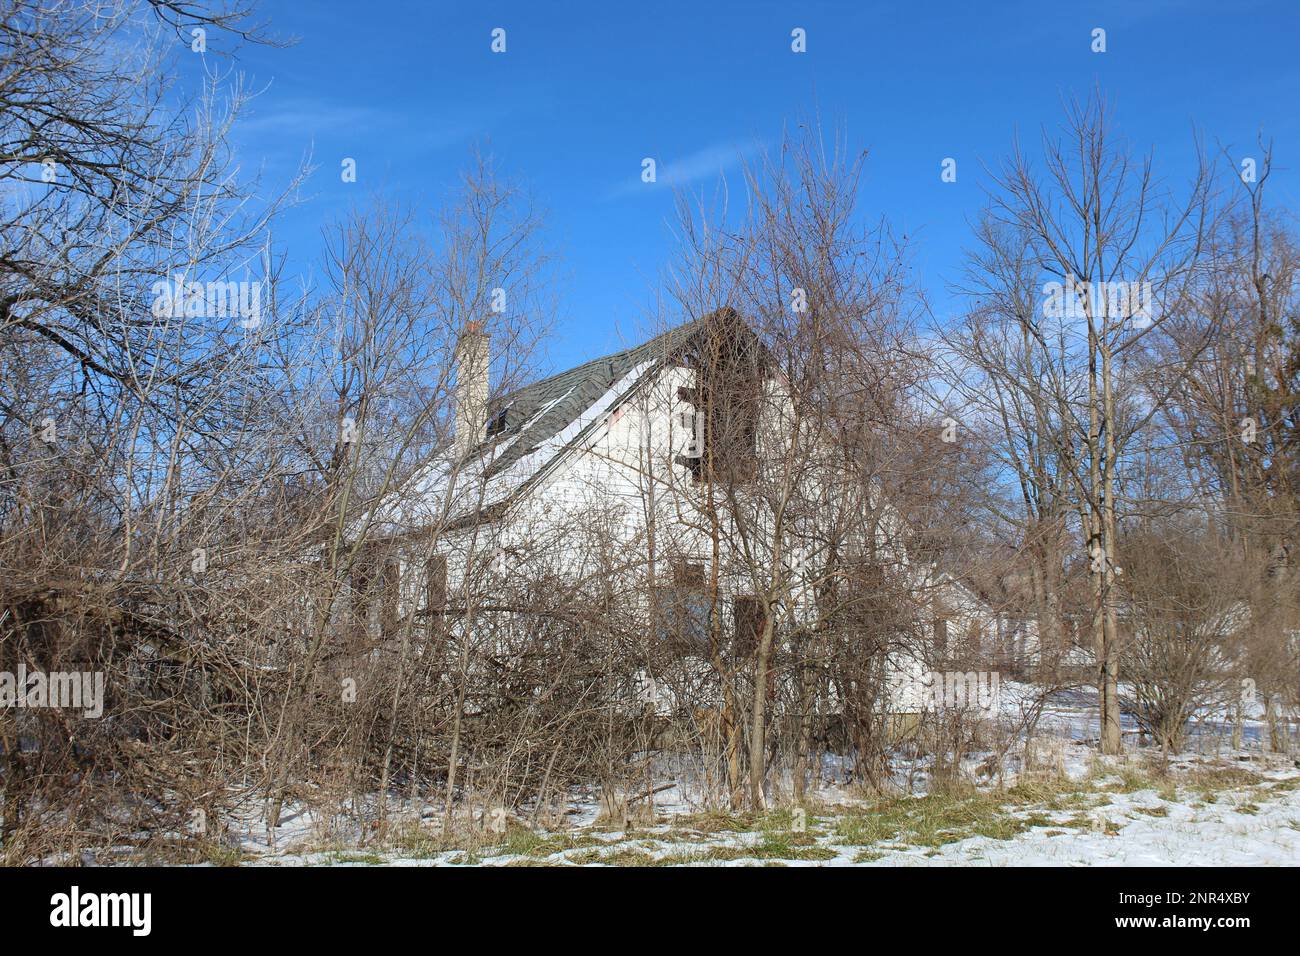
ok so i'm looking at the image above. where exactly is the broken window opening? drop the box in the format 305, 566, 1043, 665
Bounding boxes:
732, 595, 767, 658
673, 319, 765, 485
425, 553, 448, 623
653, 557, 711, 655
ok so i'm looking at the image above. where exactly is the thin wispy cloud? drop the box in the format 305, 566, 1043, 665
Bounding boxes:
236, 95, 507, 160
237, 97, 388, 136
604, 139, 763, 199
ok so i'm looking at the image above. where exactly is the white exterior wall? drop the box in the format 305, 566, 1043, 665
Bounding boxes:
380, 361, 1009, 713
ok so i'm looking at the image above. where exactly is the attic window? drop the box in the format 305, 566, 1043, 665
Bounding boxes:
674, 331, 762, 485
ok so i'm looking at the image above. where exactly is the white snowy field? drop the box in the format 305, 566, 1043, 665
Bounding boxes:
234, 749, 1299, 867
239, 754, 1294, 868
202, 684, 1300, 867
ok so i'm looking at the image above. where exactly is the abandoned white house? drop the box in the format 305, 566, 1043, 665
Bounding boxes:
348, 310, 1035, 718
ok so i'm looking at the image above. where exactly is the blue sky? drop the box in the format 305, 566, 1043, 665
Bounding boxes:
210, 0, 1300, 374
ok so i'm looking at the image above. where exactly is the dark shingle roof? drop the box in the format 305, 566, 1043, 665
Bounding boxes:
478, 316, 711, 479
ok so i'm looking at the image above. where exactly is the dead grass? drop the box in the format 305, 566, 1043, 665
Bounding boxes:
834, 790, 1035, 848
262, 758, 1300, 867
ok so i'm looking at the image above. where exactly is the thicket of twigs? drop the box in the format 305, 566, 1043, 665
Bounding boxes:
1, 2, 1297, 863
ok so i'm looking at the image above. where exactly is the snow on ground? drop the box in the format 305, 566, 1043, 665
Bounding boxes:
212, 685, 1299, 867
233, 751, 1300, 867
865, 753, 1300, 867
892, 778, 1300, 866
1029, 684, 1279, 749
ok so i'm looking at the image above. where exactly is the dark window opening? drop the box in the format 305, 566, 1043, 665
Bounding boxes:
674, 319, 764, 485
654, 558, 710, 655
733, 595, 766, 657
425, 554, 448, 619
350, 543, 398, 645
378, 556, 399, 639
841, 562, 887, 620
820, 561, 893, 649
672, 558, 705, 588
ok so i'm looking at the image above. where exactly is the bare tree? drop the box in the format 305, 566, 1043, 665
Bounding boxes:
951, 91, 1216, 753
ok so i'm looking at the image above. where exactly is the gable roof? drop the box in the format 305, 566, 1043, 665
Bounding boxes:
373, 311, 751, 535
478, 315, 710, 480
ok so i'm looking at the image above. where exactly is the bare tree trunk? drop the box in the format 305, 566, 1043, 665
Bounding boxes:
747, 611, 776, 809
1100, 334, 1123, 755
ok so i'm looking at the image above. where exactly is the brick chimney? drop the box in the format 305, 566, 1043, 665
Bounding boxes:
454, 320, 490, 460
